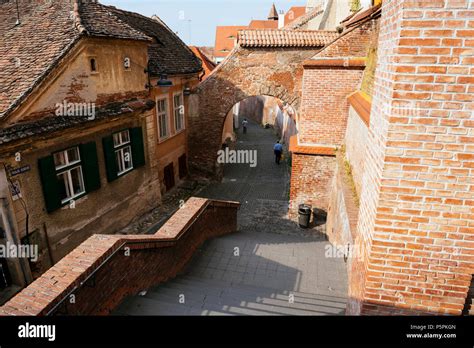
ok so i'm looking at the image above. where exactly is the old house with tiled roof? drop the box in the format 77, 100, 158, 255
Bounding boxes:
0, 0, 201, 302
189, 46, 216, 80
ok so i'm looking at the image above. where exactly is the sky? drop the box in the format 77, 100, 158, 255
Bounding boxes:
101, 0, 308, 47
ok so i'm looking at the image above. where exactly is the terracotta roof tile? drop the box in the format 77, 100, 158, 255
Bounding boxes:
78, 1, 151, 41
0, 0, 80, 119
238, 29, 339, 48
215, 26, 247, 58
0, 98, 155, 147
248, 20, 278, 29
104, 6, 203, 76
189, 46, 216, 79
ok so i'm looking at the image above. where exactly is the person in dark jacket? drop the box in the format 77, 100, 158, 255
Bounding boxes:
274, 141, 283, 164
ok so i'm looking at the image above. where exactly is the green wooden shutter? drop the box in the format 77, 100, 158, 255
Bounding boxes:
130, 127, 146, 168
102, 135, 119, 182
38, 156, 62, 213
79, 142, 101, 193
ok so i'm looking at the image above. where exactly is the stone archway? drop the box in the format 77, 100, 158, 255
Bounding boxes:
187, 35, 335, 178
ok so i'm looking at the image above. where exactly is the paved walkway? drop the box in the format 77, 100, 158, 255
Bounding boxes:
115, 121, 348, 316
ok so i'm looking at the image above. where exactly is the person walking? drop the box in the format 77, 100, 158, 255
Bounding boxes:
274, 141, 283, 165
242, 118, 248, 134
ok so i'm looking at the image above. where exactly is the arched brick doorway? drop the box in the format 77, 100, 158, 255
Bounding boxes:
221, 95, 297, 146
187, 30, 337, 178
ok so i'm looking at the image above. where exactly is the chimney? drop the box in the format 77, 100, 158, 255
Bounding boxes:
278, 10, 285, 29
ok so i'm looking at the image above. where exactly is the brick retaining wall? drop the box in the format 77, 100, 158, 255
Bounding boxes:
0, 197, 240, 316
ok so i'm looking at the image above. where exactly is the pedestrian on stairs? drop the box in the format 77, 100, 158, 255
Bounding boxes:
242, 118, 248, 134
274, 141, 283, 165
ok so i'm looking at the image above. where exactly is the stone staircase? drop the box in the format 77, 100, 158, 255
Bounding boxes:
114, 228, 348, 316
114, 274, 347, 316
114, 121, 348, 316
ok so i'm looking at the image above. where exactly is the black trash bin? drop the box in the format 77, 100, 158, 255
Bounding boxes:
298, 204, 312, 228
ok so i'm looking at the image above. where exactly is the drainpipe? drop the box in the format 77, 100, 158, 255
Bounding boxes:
0, 167, 33, 287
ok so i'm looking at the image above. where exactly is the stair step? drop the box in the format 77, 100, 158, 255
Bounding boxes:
171, 274, 347, 302
145, 275, 347, 313
116, 297, 189, 316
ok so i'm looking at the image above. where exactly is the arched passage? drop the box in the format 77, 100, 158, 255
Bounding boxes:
221, 95, 297, 149
187, 36, 334, 178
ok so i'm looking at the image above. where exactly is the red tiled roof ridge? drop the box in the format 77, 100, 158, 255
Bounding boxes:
72, 0, 87, 35
238, 29, 339, 48
240, 28, 337, 33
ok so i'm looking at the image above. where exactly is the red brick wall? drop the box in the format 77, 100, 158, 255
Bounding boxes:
298, 20, 378, 147
326, 154, 360, 246
352, 0, 474, 315
188, 47, 321, 178
290, 18, 378, 223
318, 22, 377, 59
289, 153, 336, 217
345, 106, 370, 196
0, 198, 240, 316
299, 67, 365, 145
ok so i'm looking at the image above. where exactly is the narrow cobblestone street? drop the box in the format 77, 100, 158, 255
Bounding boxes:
116, 121, 348, 315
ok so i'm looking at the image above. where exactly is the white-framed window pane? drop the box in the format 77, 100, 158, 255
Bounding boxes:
57, 172, 71, 202
67, 148, 80, 164
158, 99, 166, 113
113, 133, 121, 147
160, 114, 168, 138
174, 93, 184, 132
157, 98, 169, 139
54, 151, 67, 168
57, 166, 85, 203
69, 167, 85, 195
116, 146, 133, 175
54, 147, 81, 169
174, 94, 181, 108
113, 130, 130, 148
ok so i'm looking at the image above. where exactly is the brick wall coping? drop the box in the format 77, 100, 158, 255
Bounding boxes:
0, 197, 240, 316
289, 135, 336, 156
303, 57, 367, 69
347, 90, 371, 127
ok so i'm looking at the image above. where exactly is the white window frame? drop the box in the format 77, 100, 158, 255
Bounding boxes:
113, 130, 134, 176
54, 147, 86, 204
173, 91, 185, 134
156, 96, 170, 142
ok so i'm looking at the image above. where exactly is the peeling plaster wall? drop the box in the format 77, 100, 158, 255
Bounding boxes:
5, 38, 149, 126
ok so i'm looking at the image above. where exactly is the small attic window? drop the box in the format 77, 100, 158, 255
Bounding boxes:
90, 58, 98, 72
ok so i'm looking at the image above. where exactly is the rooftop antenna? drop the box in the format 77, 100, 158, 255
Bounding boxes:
15, 0, 20, 25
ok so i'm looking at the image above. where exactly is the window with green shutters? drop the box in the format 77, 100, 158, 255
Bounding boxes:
103, 127, 145, 182
38, 142, 101, 213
